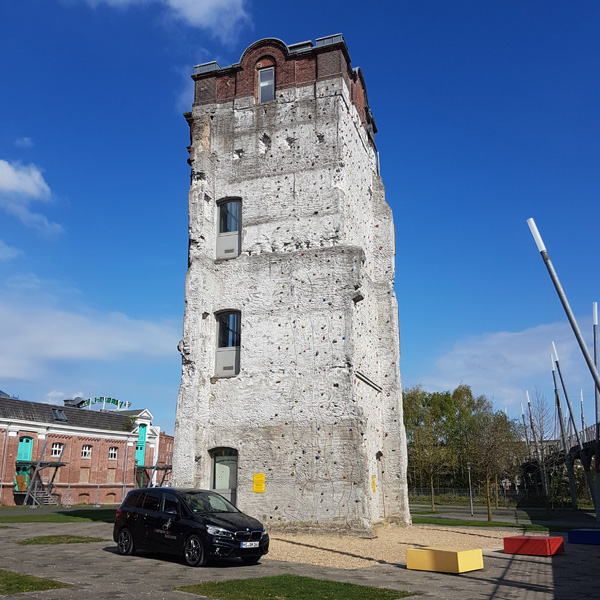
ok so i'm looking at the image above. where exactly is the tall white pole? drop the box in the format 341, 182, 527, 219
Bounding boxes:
553, 342, 596, 508
528, 218, 600, 395
552, 354, 578, 508
581, 389, 587, 443
594, 302, 600, 523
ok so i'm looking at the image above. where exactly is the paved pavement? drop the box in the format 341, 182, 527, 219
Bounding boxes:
1, 518, 599, 599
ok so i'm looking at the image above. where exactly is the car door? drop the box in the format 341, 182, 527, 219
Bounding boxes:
138, 489, 162, 550
123, 490, 147, 545
149, 491, 187, 554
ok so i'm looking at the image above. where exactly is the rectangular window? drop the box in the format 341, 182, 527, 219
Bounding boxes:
107, 469, 116, 483
215, 311, 241, 376
51, 442, 64, 458
79, 467, 90, 483
216, 199, 241, 259
108, 446, 118, 460
52, 408, 67, 422
218, 312, 241, 348
258, 67, 274, 103
81, 445, 92, 459
219, 200, 240, 234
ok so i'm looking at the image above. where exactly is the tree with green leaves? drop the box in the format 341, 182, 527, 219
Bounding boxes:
404, 384, 524, 519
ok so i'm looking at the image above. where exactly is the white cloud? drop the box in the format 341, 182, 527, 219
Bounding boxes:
0, 240, 21, 261
5, 273, 43, 290
414, 321, 595, 411
0, 160, 62, 234
14, 137, 34, 148
44, 390, 67, 405
0, 301, 180, 380
83, 0, 250, 42
0, 160, 50, 198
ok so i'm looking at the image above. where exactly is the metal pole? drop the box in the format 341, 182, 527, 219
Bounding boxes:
521, 404, 531, 455
552, 356, 578, 509
581, 389, 587, 444
527, 391, 548, 497
553, 342, 596, 508
467, 462, 474, 517
527, 218, 600, 395
594, 302, 600, 523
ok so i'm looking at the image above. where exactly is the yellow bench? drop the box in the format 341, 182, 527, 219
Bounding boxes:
406, 546, 484, 573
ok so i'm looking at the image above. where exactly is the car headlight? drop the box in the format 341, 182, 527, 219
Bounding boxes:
261, 528, 268, 539
206, 525, 234, 538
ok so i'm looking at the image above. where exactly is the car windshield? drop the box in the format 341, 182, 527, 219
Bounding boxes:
180, 491, 239, 514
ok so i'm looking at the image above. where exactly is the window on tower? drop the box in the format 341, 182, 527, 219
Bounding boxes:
258, 67, 275, 103
215, 311, 241, 376
216, 198, 241, 259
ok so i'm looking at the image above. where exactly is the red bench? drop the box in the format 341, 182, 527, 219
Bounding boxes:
503, 536, 564, 556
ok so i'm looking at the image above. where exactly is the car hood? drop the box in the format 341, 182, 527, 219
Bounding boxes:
198, 511, 263, 531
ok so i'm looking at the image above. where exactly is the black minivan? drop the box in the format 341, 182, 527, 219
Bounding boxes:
113, 487, 269, 566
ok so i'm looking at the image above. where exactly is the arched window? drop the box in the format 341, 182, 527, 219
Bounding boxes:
216, 198, 241, 259
215, 310, 241, 376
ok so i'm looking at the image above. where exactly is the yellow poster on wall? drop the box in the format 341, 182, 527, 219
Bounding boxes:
253, 473, 265, 493
372, 475, 376, 493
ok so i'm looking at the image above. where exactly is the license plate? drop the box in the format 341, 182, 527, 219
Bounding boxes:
241, 541, 259, 548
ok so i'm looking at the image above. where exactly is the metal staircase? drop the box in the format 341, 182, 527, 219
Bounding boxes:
23, 440, 67, 507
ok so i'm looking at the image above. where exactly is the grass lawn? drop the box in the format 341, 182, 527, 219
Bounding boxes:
0, 509, 115, 524
177, 574, 414, 600
0, 569, 71, 595
18, 535, 106, 545
411, 517, 557, 531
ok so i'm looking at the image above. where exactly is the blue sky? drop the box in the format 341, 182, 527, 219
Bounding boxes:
1, 1, 599, 435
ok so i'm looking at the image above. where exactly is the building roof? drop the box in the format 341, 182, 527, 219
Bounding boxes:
0, 396, 145, 432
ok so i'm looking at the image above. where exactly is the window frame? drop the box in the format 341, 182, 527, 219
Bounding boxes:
216, 198, 242, 259
217, 311, 241, 349
215, 310, 241, 377
51, 442, 64, 458
52, 408, 67, 422
81, 444, 92, 460
108, 446, 118, 460
258, 66, 275, 103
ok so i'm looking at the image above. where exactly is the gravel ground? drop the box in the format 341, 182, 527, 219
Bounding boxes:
264, 524, 516, 569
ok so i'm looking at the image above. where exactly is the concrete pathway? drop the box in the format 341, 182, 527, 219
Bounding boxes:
0, 520, 598, 599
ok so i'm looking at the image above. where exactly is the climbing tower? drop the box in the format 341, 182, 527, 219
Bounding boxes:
173, 35, 410, 532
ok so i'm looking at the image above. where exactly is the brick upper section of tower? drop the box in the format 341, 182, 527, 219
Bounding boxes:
190, 35, 377, 137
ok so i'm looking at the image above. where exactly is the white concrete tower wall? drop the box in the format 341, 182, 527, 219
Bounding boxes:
173, 36, 410, 532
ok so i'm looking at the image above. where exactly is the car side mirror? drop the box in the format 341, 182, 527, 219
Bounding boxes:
165, 508, 177, 515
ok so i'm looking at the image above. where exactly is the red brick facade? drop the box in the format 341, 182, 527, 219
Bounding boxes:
192, 36, 376, 135
0, 400, 173, 506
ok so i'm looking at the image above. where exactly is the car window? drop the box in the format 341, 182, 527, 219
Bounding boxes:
162, 492, 179, 514
142, 491, 160, 511
124, 490, 145, 508
207, 493, 233, 512
180, 491, 238, 514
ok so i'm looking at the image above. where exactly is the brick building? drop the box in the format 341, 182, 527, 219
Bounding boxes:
173, 35, 410, 532
0, 392, 173, 506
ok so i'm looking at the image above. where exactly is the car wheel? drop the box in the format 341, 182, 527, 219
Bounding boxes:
241, 555, 260, 564
117, 527, 135, 556
184, 534, 207, 567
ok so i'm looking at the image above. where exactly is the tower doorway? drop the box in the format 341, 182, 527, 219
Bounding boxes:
210, 447, 238, 505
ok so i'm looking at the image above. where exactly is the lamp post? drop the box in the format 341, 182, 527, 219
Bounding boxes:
467, 462, 474, 517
